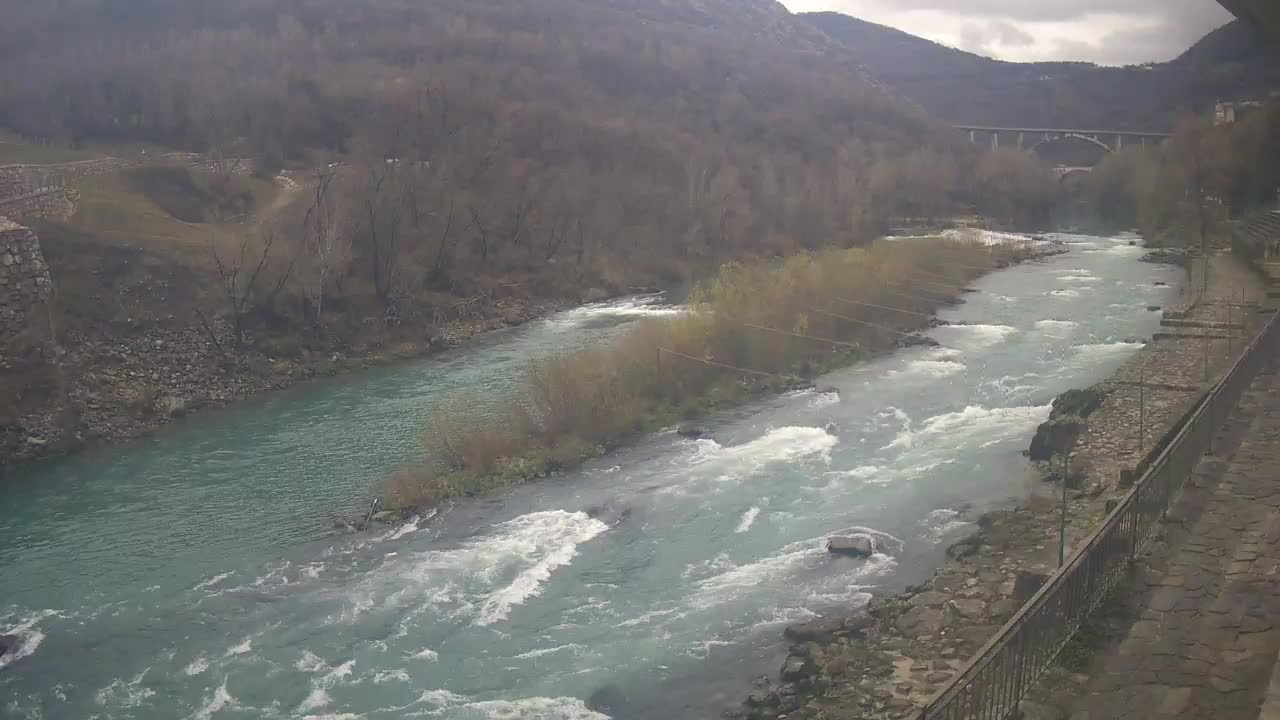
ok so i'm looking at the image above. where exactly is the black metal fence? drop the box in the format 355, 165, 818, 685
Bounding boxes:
917, 307, 1280, 720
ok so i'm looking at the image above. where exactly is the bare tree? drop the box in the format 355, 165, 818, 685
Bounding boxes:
201, 230, 291, 352
301, 167, 351, 331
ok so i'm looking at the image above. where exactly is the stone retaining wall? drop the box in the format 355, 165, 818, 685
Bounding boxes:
0, 189, 74, 221
0, 158, 134, 200
0, 218, 53, 341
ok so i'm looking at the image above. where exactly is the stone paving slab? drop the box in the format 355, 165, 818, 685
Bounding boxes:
1064, 362, 1280, 720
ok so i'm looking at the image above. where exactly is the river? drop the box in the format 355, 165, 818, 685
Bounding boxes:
0, 234, 1181, 720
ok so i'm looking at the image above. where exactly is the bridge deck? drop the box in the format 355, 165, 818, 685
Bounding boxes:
954, 125, 1172, 137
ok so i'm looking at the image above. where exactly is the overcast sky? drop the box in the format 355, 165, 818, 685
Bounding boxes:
779, 0, 1236, 65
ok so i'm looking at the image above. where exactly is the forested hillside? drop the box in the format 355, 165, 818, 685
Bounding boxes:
804, 13, 1280, 130
0, 0, 1057, 331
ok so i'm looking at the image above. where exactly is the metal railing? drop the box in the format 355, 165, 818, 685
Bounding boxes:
917, 306, 1280, 720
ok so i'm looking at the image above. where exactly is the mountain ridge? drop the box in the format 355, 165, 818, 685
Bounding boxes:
802, 12, 1280, 130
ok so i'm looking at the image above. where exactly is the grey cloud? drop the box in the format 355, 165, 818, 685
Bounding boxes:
858, 0, 1229, 24
957, 20, 1035, 56
785, 0, 1235, 64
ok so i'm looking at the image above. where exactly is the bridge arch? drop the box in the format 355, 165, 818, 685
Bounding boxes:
1027, 133, 1114, 155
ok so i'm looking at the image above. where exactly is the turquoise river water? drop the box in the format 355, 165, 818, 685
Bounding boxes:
0, 234, 1182, 720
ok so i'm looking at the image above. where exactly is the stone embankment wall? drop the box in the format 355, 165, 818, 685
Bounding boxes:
0, 158, 135, 221
0, 218, 53, 340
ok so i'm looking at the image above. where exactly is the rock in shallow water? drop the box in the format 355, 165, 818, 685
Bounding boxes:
676, 423, 705, 439
0, 634, 18, 660
784, 616, 844, 643
827, 534, 875, 558
587, 684, 629, 715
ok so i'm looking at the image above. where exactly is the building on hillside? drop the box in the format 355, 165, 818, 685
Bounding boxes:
1215, 100, 1267, 125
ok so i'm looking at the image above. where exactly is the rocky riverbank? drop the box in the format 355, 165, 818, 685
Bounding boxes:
0, 296, 568, 470
730, 250, 1267, 720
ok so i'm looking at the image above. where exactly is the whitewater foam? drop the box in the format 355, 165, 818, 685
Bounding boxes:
372, 669, 411, 684
226, 636, 253, 656
808, 390, 841, 409
408, 647, 440, 661
889, 359, 966, 379
473, 512, 610, 626
882, 404, 1051, 452
94, 667, 155, 709
940, 228, 1040, 246
931, 324, 1018, 349
736, 506, 762, 533
1047, 289, 1081, 298
924, 509, 973, 543
561, 296, 683, 322
188, 677, 236, 720
454, 696, 610, 720
823, 465, 889, 485
684, 426, 838, 484
690, 529, 900, 610
1035, 320, 1078, 331
191, 571, 234, 592
184, 656, 211, 676
0, 608, 58, 670
1075, 341, 1145, 362
513, 643, 584, 660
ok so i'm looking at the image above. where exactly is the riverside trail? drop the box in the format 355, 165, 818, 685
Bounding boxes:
0, 233, 1183, 720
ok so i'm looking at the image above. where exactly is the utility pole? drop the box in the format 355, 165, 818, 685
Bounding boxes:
1138, 367, 1145, 457
1059, 445, 1071, 568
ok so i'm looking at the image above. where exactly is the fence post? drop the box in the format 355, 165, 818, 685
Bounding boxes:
1128, 501, 1139, 562
1060, 448, 1070, 568
1138, 369, 1145, 458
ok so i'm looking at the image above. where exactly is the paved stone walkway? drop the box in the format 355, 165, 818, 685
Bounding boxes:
1066, 360, 1280, 720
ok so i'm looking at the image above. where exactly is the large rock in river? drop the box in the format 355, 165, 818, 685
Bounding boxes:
828, 534, 875, 558
0, 634, 18, 660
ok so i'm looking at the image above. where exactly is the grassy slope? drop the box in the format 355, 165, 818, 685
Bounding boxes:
0, 142, 103, 166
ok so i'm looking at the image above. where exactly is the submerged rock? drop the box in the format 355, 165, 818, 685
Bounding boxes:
828, 534, 875, 558
0, 634, 17, 660
587, 684, 628, 715
676, 423, 705, 439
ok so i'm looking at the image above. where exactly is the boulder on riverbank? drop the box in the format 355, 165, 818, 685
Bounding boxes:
896, 333, 941, 349
828, 534, 875, 558
1028, 387, 1107, 462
